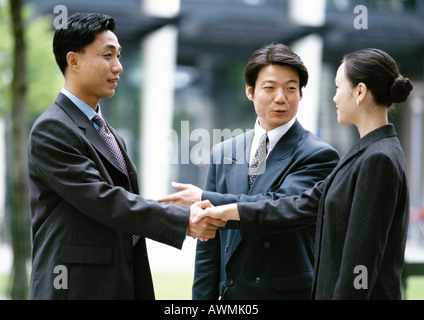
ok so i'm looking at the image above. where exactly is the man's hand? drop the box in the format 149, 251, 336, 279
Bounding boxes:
158, 182, 203, 206
192, 203, 240, 224
188, 200, 226, 241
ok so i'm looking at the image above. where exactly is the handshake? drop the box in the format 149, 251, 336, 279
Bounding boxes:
158, 182, 240, 241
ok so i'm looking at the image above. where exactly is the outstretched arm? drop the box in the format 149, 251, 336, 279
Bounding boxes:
193, 179, 326, 240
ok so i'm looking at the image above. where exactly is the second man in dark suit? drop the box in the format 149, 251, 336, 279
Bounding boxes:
159, 43, 340, 299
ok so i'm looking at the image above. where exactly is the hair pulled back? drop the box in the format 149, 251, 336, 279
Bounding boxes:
343, 48, 413, 107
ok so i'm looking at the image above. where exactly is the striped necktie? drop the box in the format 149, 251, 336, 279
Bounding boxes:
92, 114, 140, 246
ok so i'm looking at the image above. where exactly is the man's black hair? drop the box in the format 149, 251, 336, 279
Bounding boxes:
53, 13, 115, 75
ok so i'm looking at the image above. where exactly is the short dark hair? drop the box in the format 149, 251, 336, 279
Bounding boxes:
244, 43, 309, 97
343, 48, 413, 107
53, 13, 116, 75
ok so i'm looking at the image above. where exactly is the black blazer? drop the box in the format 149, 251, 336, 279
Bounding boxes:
192, 120, 340, 299
238, 124, 410, 299
28, 93, 189, 299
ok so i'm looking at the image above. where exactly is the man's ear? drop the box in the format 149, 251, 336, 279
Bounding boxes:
66, 51, 79, 72
246, 85, 254, 101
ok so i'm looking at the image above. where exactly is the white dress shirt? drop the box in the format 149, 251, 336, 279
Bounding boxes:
249, 117, 296, 164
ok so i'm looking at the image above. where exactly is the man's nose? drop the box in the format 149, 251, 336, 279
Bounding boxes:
113, 59, 123, 73
274, 89, 287, 103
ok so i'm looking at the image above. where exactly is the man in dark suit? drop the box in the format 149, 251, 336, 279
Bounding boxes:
27, 13, 222, 300
159, 44, 340, 299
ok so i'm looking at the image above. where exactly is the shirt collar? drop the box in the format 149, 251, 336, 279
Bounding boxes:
61, 88, 103, 131
61, 88, 102, 121
253, 117, 296, 153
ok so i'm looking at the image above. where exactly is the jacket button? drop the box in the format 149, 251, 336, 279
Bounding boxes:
264, 241, 271, 248
255, 277, 261, 284
227, 279, 234, 286
128, 258, 133, 267
224, 245, 229, 252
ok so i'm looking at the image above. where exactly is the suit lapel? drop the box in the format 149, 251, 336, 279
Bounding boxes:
55, 93, 129, 177
221, 131, 253, 257
223, 130, 254, 195
248, 120, 303, 194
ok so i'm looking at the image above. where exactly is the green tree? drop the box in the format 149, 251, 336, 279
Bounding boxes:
0, 0, 63, 299
9, 0, 30, 300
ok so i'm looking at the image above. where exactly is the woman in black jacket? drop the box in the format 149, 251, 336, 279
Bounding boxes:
194, 48, 413, 299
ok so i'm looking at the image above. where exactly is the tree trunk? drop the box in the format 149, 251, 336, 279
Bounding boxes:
9, 0, 30, 300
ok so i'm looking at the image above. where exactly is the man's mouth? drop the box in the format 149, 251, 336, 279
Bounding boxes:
108, 78, 119, 86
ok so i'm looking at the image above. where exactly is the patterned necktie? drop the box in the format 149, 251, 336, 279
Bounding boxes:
248, 132, 268, 188
92, 114, 140, 246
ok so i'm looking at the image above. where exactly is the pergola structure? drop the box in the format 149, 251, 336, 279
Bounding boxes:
26, 0, 424, 75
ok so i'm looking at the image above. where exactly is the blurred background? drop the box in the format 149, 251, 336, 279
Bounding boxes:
0, 0, 423, 299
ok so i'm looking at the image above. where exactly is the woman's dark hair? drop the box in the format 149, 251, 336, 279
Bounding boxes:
343, 48, 413, 107
244, 43, 309, 97
53, 13, 116, 75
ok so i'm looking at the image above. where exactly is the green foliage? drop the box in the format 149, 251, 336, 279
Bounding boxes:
26, 9, 63, 124
0, 1, 63, 123
0, 0, 13, 116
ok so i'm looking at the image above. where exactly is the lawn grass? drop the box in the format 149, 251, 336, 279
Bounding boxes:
1, 272, 423, 300
152, 272, 194, 300
0, 273, 9, 299
152, 273, 424, 300
403, 276, 424, 300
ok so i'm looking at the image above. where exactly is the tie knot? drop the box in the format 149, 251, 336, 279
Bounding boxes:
92, 114, 106, 128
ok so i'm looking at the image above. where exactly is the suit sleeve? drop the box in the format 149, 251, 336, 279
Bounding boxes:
202, 145, 339, 204
238, 179, 326, 238
28, 117, 189, 249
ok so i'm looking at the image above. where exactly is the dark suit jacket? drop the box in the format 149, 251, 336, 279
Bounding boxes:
28, 93, 189, 299
192, 120, 340, 299
238, 124, 409, 299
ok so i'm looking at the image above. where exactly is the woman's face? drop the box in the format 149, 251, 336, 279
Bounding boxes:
333, 63, 358, 125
